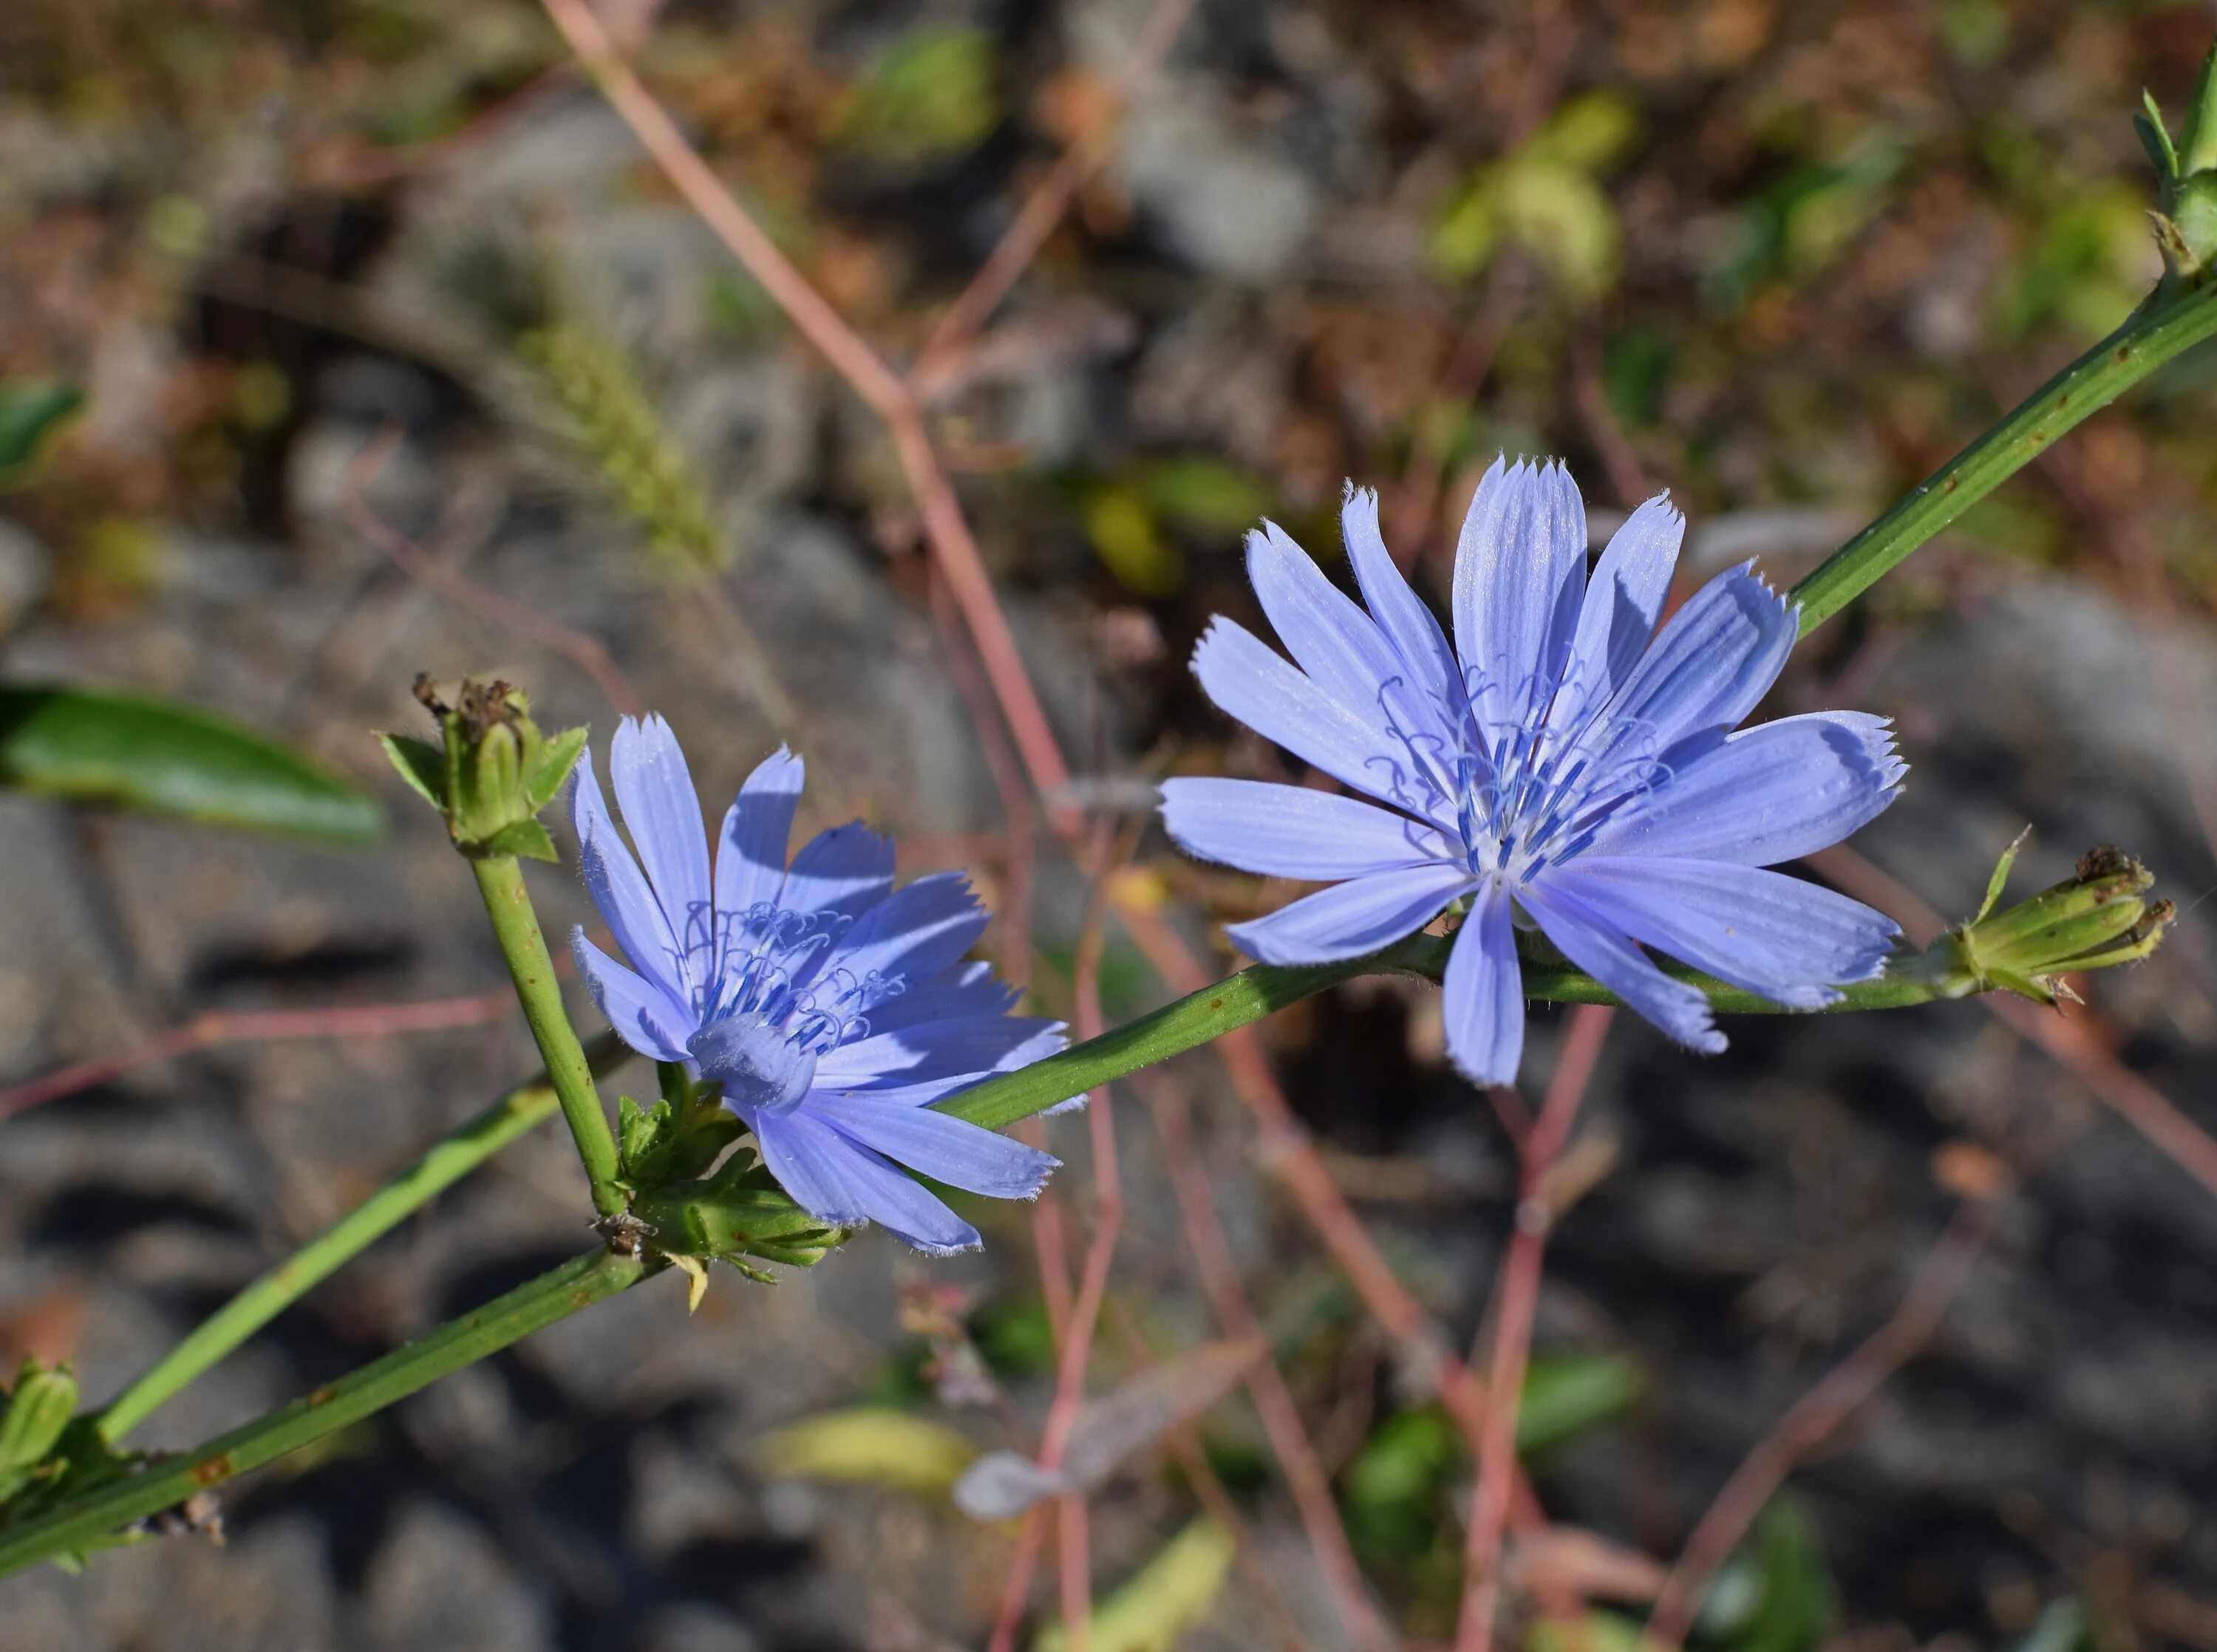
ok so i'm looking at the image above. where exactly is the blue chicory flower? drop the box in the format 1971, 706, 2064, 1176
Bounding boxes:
571, 716, 1066, 1254
1161, 458, 1906, 1084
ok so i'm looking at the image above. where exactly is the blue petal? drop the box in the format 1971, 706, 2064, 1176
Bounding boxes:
1586, 563, 1794, 763
862, 960, 1021, 1033
817, 1014, 1067, 1086
610, 716, 715, 980
1341, 485, 1462, 723
1226, 860, 1477, 965
781, 821, 896, 922
1191, 618, 1451, 826
1440, 881, 1525, 1085
1587, 712, 1905, 866
1451, 457, 1588, 737
1519, 876, 1724, 1055
1160, 778, 1456, 879
1547, 493, 1681, 743
828, 872, 990, 991
1246, 520, 1460, 794
811, 1092, 1059, 1199
573, 750, 689, 1005
716, 745, 804, 926
755, 1113, 981, 1253
1542, 857, 1898, 1008
572, 930, 695, 1062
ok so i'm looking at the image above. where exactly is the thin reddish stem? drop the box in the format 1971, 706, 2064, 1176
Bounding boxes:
341, 429, 647, 717
886, 412, 1075, 813
914, 0, 1200, 389
538, 0, 907, 416
1454, 1004, 1612, 1652
1642, 1195, 2003, 1651
1570, 325, 1647, 511
926, 569, 1038, 989
988, 825, 1123, 1652
1143, 1069, 1397, 1652
0, 989, 518, 1119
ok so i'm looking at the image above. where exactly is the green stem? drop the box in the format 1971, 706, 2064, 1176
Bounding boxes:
97, 1033, 635, 1446
469, 854, 625, 1215
933, 934, 1953, 1134
1789, 279, 2217, 635
0, 1248, 646, 1580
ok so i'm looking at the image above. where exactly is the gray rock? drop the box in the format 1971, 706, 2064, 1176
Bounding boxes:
361, 1500, 552, 1652
1119, 91, 1321, 284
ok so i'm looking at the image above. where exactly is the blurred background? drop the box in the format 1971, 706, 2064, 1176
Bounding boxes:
2, 0, 2216, 1648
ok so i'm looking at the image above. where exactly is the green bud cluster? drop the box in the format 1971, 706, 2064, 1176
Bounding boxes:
379, 675, 588, 861
598, 1065, 845, 1308
1910, 834, 2173, 1005
2138, 42, 2217, 284
624, 1077, 848, 1283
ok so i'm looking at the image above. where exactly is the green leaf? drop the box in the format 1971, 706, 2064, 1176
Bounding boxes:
1136, 457, 1276, 535
1516, 1352, 1643, 1457
1082, 487, 1185, 599
1698, 1498, 1836, 1652
834, 25, 999, 164
0, 685, 384, 848
0, 382, 82, 486
378, 733, 447, 813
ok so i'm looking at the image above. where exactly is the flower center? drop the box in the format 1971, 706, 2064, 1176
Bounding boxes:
689, 1015, 820, 1117
684, 903, 894, 1116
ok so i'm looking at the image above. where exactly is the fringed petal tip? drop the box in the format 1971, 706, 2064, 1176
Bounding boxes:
897, 1225, 985, 1257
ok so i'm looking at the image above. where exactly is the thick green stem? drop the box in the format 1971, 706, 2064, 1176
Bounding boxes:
96, 1033, 635, 1446
0, 1248, 646, 1580
469, 854, 624, 1215
1789, 280, 2217, 635
933, 932, 1954, 1134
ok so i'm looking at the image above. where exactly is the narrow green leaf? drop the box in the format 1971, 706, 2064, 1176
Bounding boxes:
0, 685, 384, 848
378, 733, 447, 813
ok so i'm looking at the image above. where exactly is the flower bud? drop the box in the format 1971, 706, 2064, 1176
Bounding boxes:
1908, 834, 2173, 1004
380, 675, 587, 861
0, 1358, 78, 1502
